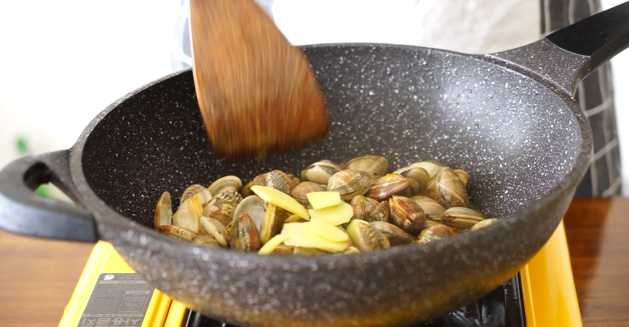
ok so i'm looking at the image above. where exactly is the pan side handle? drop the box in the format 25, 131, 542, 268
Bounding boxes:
0, 150, 98, 242
488, 1, 629, 97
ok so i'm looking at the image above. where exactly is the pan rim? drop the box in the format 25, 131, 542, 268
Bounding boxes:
69, 42, 592, 266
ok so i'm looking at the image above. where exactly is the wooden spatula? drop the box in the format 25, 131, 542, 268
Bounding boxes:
190, 0, 329, 158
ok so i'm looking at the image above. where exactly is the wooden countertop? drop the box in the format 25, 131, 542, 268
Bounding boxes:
0, 198, 627, 327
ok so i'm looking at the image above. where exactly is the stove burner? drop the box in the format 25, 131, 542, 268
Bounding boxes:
185, 276, 525, 327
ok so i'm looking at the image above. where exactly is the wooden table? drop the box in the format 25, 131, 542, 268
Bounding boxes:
0, 198, 627, 327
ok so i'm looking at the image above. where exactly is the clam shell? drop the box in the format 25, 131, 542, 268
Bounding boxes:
389, 196, 426, 234
154, 191, 173, 228
344, 155, 389, 177
424, 168, 469, 208
327, 169, 373, 201
409, 160, 445, 178
229, 213, 261, 251
371, 201, 390, 222
233, 195, 266, 231
203, 200, 234, 226
442, 207, 485, 229
350, 195, 376, 220
347, 219, 390, 252
370, 221, 414, 245
410, 195, 445, 220
251, 170, 293, 194
180, 184, 213, 205
394, 167, 430, 194
417, 223, 456, 244
453, 169, 470, 187
351, 195, 389, 222
192, 235, 220, 247
214, 188, 243, 206
286, 174, 302, 191
471, 218, 498, 231
200, 216, 229, 246
367, 173, 411, 201
208, 176, 242, 195
172, 196, 203, 233
290, 181, 325, 205
158, 224, 197, 241
301, 160, 341, 184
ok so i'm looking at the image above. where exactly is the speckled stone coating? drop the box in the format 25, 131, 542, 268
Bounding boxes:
67, 44, 592, 327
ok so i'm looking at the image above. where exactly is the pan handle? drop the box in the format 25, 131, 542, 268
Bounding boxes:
489, 1, 629, 97
0, 150, 98, 242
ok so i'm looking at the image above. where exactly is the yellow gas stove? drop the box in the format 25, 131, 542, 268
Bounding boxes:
58, 221, 582, 327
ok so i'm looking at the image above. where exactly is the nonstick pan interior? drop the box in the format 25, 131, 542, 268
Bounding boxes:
82, 45, 583, 227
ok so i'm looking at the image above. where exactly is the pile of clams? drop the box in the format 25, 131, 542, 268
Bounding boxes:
153, 155, 497, 255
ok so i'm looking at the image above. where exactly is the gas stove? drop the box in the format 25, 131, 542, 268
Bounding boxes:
184, 277, 524, 327
58, 222, 581, 327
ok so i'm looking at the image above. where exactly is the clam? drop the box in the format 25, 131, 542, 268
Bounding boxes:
424, 168, 469, 208
442, 207, 485, 229
327, 169, 373, 201
192, 235, 220, 247
200, 216, 229, 246
301, 160, 341, 184
208, 176, 242, 195
367, 173, 411, 200
172, 196, 203, 233
394, 166, 430, 194
344, 155, 389, 177
417, 223, 456, 244
290, 181, 325, 205
233, 195, 266, 231
453, 169, 470, 187
154, 191, 173, 228
229, 213, 261, 251
214, 188, 243, 207
260, 204, 288, 244
471, 218, 498, 231
347, 219, 390, 252
351, 195, 376, 220
180, 184, 212, 205
371, 201, 390, 222
250, 170, 294, 194
370, 221, 414, 245
351, 195, 389, 222
158, 224, 197, 241
409, 160, 445, 178
389, 195, 426, 234
202, 200, 234, 226
410, 195, 445, 220
286, 174, 302, 191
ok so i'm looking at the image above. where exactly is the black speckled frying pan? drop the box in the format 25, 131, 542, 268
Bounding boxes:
1, 3, 628, 327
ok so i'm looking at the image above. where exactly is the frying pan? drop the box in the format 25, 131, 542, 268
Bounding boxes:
1, 3, 628, 327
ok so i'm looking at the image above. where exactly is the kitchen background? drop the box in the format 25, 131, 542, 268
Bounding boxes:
0, 0, 627, 195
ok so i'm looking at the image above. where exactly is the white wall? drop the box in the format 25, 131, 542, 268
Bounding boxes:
604, 0, 629, 195
0, 1, 182, 164
0, 0, 627, 194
